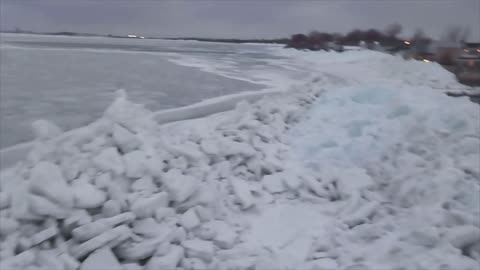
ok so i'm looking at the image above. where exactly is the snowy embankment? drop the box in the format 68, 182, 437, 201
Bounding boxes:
1, 50, 479, 270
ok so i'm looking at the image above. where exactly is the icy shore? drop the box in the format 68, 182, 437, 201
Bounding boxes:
0, 50, 479, 270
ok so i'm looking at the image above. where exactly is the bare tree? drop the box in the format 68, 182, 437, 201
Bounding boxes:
308, 31, 331, 50
365, 29, 383, 43
308, 31, 323, 43
411, 29, 425, 42
332, 33, 343, 42
436, 26, 465, 65
442, 26, 463, 43
344, 29, 364, 45
385, 23, 402, 37
461, 26, 471, 42
410, 29, 430, 55
288, 34, 309, 49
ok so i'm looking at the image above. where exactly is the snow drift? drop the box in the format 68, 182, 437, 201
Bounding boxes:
289, 83, 480, 269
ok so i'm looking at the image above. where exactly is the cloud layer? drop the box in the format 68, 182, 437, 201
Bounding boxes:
1, 0, 479, 40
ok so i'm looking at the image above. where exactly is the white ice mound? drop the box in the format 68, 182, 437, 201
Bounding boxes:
288, 82, 480, 269
93, 147, 125, 175
104, 89, 155, 132
29, 161, 74, 209
71, 180, 107, 209
0, 84, 326, 269
80, 247, 122, 270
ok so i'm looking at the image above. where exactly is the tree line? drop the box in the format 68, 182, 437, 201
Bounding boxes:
286, 24, 470, 52
287, 23, 420, 50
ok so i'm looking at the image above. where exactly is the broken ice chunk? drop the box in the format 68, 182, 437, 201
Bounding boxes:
36, 250, 64, 270
71, 225, 131, 259
162, 170, 199, 203
132, 218, 164, 238
211, 221, 237, 249
183, 239, 215, 262
0, 218, 19, 236
116, 228, 176, 261
123, 151, 147, 179
194, 205, 214, 222
342, 201, 378, 228
102, 200, 122, 218
122, 263, 143, 270
131, 192, 169, 219
145, 154, 164, 178
80, 247, 122, 270
0, 232, 20, 259
230, 178, 255, 209
180, 208, 201, 231
170, 156, 189, 171
112, 124, 141, 154
71, 221, 110, 243
0, 250, 36, 270
28, 194, 70, 219
0, 192, 11, 209
304, 177, 329, 198
72, 212, 135, 242
81, 136, 109, 153
195, 223, 217, 241
181, 258, 207, 270
61, 158, 81, 182
29, 226, 59, 247
29, 161, 74, 208
447, 225, 480, 249
93, 147, 124, 175
58, 253, 80, 270
131, 176, 157, 196
154, 207, 176, 223
63, 209, 92, 233
262, 174, 287, 193
164, 141, 204, 164
72, 180, 107, 209
145, 245, 184, 270
305, 258, 339, 270
94, 172, 111, 189
282, 172, 303, 191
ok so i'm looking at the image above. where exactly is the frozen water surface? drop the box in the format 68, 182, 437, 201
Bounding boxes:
0, 34, 295, 148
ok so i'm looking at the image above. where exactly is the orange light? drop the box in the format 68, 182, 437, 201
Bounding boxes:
464, 49, 469, 52
477, 49, 480, 53
404, 41, 410, 45
423, 59, 430, 63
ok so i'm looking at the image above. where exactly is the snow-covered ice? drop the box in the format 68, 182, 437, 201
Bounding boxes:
0, 45, 479, 270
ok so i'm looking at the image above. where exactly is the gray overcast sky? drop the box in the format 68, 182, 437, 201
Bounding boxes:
1, 0, 479, 40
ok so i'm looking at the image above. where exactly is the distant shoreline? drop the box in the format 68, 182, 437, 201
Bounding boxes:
0, 31, 288, 44
162, 37, 288, 44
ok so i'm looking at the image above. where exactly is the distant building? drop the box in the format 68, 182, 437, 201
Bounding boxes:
459, 42, 480, 59
433, 41, 462, 65
455, 42, 480, 85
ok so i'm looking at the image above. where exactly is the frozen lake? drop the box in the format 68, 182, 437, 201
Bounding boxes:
0, 34, 295, 148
